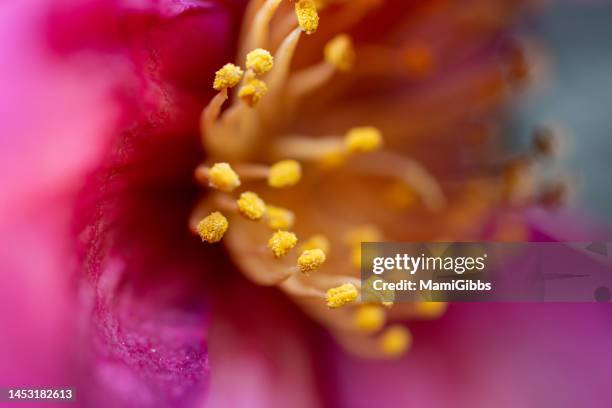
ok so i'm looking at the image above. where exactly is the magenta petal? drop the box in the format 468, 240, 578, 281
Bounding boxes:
1, 0, 245, 406
328, 212, 612, 407
329, 303, 612, 408
0, 0, 119, 390
68, 0, 245, 405
205, 277, 326, 408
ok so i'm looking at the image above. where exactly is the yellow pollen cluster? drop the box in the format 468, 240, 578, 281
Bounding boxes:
237, 191, 267, 220
295, 0, 319, 34
354, 304, 385, 333
268, 230, 298, 258
324, 34, 355, 72
213, 63, 243, 90
239, 78, 268, 107
207, 162, 241, 192
378, 325, 411, 358
268, 160, 302, 188
345, 126, 383, 153
196, 212, 228, 243
265, 205, 295, 230
300, 234, 330, 254
297, 249, 326, 274
246, 48, 274, 75
326, 283, 358, 308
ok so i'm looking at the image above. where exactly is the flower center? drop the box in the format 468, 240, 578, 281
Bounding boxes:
189, 0, 563, 359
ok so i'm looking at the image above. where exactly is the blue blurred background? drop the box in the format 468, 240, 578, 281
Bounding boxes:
518, 2, 612, 221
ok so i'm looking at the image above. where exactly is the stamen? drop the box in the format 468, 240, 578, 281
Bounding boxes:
265, 205, 295, 229
348, 151, 446, 212
345, 126, 383, 153
378, 325, 411, 358
297, 248, 326, 274
295, 0, 319, 34
241, 0, 283, 58
324, 34, 355, 72
204, 162, 241, 192
237, 191, 267, 220
274, 128, 382, 165
196, 211, 229, 243
532, 125, 557, 158
273, 136, 344, 161
300, 234, 330, 254
246, 48, 274, 76
288, 63, 336, 99
354, 304, 385, 333
326, 283, 358, 308
268, 159, 302, 187
268, 230, 298, 258
239, 78, 269, 107
213, 63, 244, 91
201, 88, 228, 134
252, 26, 303, 124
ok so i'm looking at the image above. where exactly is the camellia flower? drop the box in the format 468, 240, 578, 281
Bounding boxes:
1, 0, 612, 407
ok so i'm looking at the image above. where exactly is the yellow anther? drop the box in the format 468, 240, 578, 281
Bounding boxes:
345, 126, 383, 153
268, 160, 302, 188
265, 205, 295, 230
297, 248, 326, 274
268, 230, 298, 258
345, 225, 383, 247
295, 0, 319, 34
213, 63, 243, 90
414, 302, 448, 318
379, 325, 411, 358
196, 211, 229, 243
354, 304, 386, 333
207, 162, 241, 192
238, 78, 268, 107
246, 48, 274, 76
326, 283, 358, 308
324, 34, 355, 72
300, 234, 330, 254
237, 191, 267, 220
